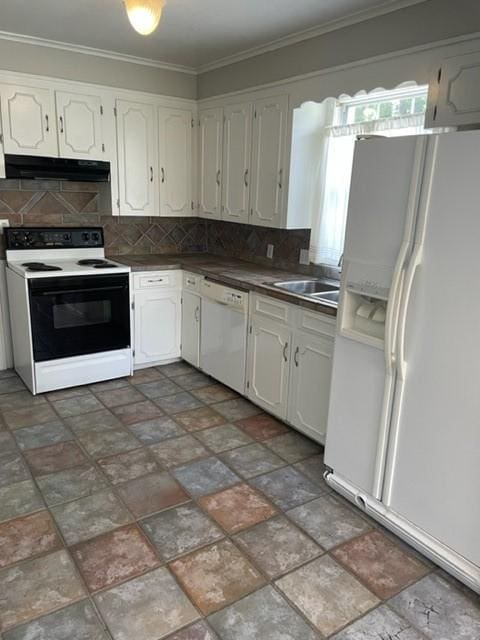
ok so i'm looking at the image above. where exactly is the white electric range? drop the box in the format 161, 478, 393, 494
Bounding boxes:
5, 227, 132, 394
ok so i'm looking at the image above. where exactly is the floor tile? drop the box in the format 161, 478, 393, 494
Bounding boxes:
220, 443, 285, 478
251, 466, 322, 510
128, 416, 184, 445
0, 549, 85, 632
287, 494, 371, 549
0, 453, 30, 486
89, 378, 131, 393
264, 431, 321, 463
173, 456, 240, 497
170, 539, 265, 615
3, 404, 56, 429
0, 376, 26, 394
117, 472, 189, 518
51, 489, 132, 545
208, 585, 320, 640
135, 379, 183, 400
0, 480, 43, 522
76, 426, 139, 458
389, 573, 480, 639
46, 385, 91, 402
0, 391, 46, 412
36, 463, 109, 506
194, 423, 252, 452
276, 555, 379, 636
331, 604, 425, 640
0, 431, 18, 459
333, 530, 430, 599
13, 420, 73, 451
293, 454, 330, 490
174, 372, 212, 391
3, 599, 110, 640
191, 384, 238, 404
130, 367, 164, 384
212, 398, 262, 422
198, 483, 276, 533
234, 515, 321, 578
94, 386, 145, 408
155, 392, 203, 414
24, 442, 86, 476
236, 413, 289, 440
174, 407, 226, 432
65, 408, 122, 434
97, 447, 159, 485
166, 620, 219, 640
0, 510, 62, 568
142, 503, 223, 560
94, 566, 199, 640
112, 400, 164, 425
72, 524, 160, 592
159, 362, 196, 377
150, 435, 208, 468
51, 393, 104, 417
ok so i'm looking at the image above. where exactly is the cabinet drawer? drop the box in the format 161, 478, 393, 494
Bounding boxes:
133, 270, 181, 290
183, 271, 203, 293
299, 309, 336, 338
250, 293, 294, 325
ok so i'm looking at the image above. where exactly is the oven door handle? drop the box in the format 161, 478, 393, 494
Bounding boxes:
34, 285, 127, 296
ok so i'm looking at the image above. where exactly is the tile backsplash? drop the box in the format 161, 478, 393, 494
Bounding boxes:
0, 179, 337, 278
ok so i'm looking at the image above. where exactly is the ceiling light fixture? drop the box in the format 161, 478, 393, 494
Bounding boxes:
124, 0, 166, 36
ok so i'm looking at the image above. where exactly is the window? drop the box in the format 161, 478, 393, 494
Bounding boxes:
309, 85, 429, 267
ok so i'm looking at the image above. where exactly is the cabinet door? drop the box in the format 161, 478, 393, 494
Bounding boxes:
222, 102, 252, 224
288, 331, 334, 444
250, 94, 288, 228
181, 290, 201, 367
247, 316, 291, 419
116, 100, 156, 216
134, 289, 181, 366
159, 107, 193, 216
198, 107, 223, 219
56, 91, 104, 160
426, 51, 480, 128
0, 84, 57, 156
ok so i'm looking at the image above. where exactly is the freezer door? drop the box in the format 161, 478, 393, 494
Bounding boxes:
325, 135, 425, 495
384, 130, 480, 570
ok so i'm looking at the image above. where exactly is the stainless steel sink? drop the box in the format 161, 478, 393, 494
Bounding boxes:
269, 280, 339, 295
312, 290, 340, 304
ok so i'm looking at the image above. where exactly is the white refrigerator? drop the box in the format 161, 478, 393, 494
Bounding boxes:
325, 130, 480, 594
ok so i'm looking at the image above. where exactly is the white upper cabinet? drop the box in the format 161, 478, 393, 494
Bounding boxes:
56, 91, 104, 160
158, 107, 193, 216
426, 51, 480, 128
222, 102, 253, 224
116, 99, 157, 216
0, 84, 57, 156
250, 94, 288, 227
198, 107, 223, 219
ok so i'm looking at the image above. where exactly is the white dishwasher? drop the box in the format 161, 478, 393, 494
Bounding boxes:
200, 279, 248, 394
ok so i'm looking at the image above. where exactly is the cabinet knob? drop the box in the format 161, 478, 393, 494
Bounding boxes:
150, 166, 154, 182
161, 167, 165, 183
283, 341, 288, 362
294, 346, 299, 367
244, 168, 249, 187
59, 116, 64, 134
216, 169, 221, 187
45, 114, 50, 133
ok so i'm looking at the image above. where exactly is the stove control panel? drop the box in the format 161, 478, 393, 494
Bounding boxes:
5, 227, 104, 250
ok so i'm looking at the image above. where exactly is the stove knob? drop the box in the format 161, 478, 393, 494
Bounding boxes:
92, 232, 100, 242
82, 232, 90, 242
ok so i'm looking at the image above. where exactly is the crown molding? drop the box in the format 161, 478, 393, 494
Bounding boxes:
196, 0, 428, 73
0, 30, 197, 76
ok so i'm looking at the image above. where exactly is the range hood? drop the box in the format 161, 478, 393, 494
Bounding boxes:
4, 155, 110, 182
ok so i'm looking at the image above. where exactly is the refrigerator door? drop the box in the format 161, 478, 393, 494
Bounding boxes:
384, 130, 480, 572
325, 136, 426, 496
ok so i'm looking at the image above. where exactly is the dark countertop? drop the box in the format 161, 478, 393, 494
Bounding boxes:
109, 253, 338, 317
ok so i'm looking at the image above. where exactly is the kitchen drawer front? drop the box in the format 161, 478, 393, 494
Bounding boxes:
298, 309, 336, 338
133, 270, 181, 291
183, 271, 203, 293
250, 293, 294, 325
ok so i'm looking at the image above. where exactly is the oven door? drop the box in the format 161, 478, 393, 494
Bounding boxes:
28, 274, 130, 362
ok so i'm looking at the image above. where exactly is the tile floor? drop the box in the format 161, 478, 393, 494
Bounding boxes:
0, 363, 479, 639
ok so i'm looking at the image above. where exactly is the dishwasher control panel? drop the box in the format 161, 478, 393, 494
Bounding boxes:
201, 280, 248, 312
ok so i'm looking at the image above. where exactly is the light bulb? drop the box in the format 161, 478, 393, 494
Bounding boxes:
124, 0, 165, 36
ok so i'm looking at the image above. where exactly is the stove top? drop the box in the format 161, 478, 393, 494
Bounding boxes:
22, 262, 63, 272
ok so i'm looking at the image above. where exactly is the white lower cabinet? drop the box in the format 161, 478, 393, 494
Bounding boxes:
247, 293, 335, 443
133, 271, 181, 368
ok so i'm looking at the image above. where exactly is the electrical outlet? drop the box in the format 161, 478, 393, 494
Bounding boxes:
0, 220, 10, 234
299, 248, 310, 265
266, 244, 274, 259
